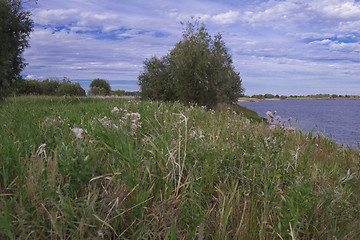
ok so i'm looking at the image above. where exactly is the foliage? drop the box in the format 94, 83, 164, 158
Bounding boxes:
1, 96, 359, 239
0, 0, 33, 99
15, 77, 86, 96
55, 78, 86, 96
111, 89, 126, 96
89, 78, 111, 95
139, 21, 244, 108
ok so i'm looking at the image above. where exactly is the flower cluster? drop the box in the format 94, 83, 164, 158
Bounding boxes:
123, 112, 141, 131
266, 111, 295, 133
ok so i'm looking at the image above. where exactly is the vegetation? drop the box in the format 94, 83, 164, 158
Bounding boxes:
15, 77, 86, 96
139, 21, 243, 108
89, 78, 111, 96
0, 0, 33, 99
247, 93, 360, 100
1, 96, 359, 239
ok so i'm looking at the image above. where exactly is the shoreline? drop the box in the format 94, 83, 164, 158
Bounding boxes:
238, 97, 360, 102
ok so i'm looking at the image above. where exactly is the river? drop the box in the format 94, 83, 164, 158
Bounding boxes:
238, 100, 360, 147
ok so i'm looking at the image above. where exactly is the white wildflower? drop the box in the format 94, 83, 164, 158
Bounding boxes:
199, 134, 205, 140
72, 127, 84, 138
266, 111, 273, 118
284, 127, 295, 133
111, 107, 120, 114
130, 112, 141, 122
190, 129, 196, 138
131, 123, 138, 131
99, 116, 112, 128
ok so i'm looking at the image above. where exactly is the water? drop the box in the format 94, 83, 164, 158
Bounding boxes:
238, 100, 360, 147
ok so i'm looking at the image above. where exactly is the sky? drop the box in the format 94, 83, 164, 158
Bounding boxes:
22, 0, 360, 95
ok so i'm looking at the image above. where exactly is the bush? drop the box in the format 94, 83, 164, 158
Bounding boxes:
89, 86, 107, 96
138, 21, 243, 108
89, 78, 111, 95
111, 89, 126, 96
56, 79, 85, 96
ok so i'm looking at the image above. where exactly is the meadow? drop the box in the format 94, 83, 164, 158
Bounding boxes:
1, 96, 359, 239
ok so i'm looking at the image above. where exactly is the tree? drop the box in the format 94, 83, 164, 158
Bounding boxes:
89, 78, 111, 95
0, 0, 34, 99
138, 21, 243, 108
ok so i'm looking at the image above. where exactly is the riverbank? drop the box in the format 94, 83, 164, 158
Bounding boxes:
1, 97, 359, 239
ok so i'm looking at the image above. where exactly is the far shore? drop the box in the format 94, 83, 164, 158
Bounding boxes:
238, 97, 360, 102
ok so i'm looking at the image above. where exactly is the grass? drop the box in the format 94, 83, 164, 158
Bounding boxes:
1, 96, 359, 239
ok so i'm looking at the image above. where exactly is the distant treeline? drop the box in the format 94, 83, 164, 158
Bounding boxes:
16, 78, 86, 96
14, 78, 138, 97
248, 93, 360, 99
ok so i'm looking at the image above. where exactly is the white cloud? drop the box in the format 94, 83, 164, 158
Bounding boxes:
317, 1, 360, 19
34, 8, 80, 25
212, 10, 239, 24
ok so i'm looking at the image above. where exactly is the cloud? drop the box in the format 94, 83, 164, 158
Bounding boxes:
22, 0, 360, 95
212, 10, 239, 24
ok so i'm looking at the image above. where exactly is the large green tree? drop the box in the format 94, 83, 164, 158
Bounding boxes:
0, 0, 34, 99
138, 21, 243, 108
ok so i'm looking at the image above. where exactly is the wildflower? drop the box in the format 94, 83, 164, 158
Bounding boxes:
111, 107, 120, 114
266, 111, 275, 122
199, 134, 205, 139
190, 129, 196, 138
130, 112, 141, 122
99, 116, 112, 128
72, 127, 84, 138
284, 127, 295, 133
131, 123, 138, 131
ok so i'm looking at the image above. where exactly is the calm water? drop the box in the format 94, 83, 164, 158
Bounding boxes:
238, 100, 360, 147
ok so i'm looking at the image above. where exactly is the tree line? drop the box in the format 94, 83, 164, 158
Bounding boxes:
248, 93, 360, 99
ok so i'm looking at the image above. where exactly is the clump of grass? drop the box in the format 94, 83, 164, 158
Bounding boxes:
0, 96, 359, 239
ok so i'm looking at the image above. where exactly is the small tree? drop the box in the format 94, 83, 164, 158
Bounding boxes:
89, 78, 111, 95
0, 0, 34, 99
138, 21, 243, 108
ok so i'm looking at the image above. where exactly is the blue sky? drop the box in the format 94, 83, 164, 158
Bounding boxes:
23, 0, 360, 95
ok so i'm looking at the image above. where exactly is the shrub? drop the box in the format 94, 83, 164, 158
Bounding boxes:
111, 89, 126, 96
89, 86, 107, 96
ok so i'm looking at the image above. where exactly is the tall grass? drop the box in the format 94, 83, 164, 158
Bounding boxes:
1, 96, 359, 239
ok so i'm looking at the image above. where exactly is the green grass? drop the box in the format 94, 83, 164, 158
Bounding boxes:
1, 96, 359, 239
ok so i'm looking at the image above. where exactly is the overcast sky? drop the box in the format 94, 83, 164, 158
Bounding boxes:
23, 0, 360, 95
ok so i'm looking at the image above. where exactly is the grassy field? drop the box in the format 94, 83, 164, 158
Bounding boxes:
1, 96, 359, 239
